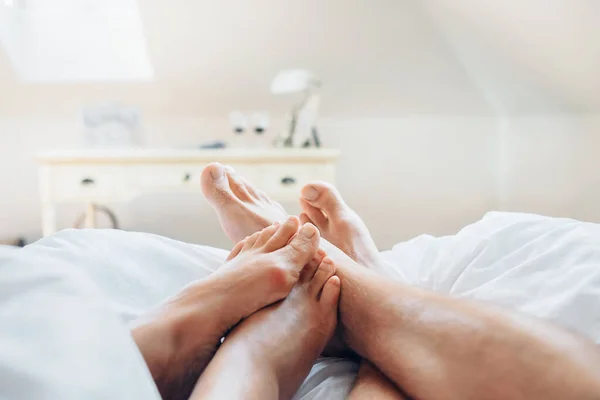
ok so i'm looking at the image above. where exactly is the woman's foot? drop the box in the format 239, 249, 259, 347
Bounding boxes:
191, 257, 341, 400
300, 181, 381, 269
131, 218, 321, 400
201, 162, 287, 243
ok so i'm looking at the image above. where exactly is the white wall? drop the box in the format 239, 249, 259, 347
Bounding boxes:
0, 116, 499, 250
1, 114, 599, 250
499, 115, 600, 220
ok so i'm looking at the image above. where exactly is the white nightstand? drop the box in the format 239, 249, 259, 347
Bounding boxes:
37, 148, 340, 236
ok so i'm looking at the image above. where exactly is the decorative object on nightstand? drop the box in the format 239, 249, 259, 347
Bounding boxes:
228, 111, 248, 148
37, 148, 340, 236
271, 69, 322, 148
228, 111, 271, 149
82, 103, 143, 148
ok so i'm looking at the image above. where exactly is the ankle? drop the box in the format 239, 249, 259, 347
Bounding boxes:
131, 311, 179, 383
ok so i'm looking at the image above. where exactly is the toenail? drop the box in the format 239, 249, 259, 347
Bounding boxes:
225, 165, 235, 173
300, 223, 316, 238
302, 186, 319, 201
210, 164, 225, 180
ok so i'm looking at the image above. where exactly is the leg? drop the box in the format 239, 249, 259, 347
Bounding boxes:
334, 261, 600, 400
299, 181, 414, 398
131, 218, 321, 400
191, 258, 340, 399
85, 202, 96, 228
348, 361, 408, 400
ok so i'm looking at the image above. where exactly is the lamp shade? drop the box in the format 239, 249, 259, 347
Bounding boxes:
270, 69, 314, 94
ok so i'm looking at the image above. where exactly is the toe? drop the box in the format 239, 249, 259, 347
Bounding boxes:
263, 216, 301, 252
310, 257, 336, 297
301, 182, 346, 219
227, 240, 245, 261
299, 213, 312, 226
242, 232, 261, 251
225, 166, 253, 201
241, 177, 260, 198
299, 199, 329, 229
278, 223, 320, 273
255, 222, 280, 247
299, 248, 327, 283
201, 163, 237, 206
320, 276, 341, 308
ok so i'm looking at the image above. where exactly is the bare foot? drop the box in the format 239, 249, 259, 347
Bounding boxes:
191, 257, 341, 400
201, 162, 287, 243
131, 218, 321, 400
300, 181, 381, 269
200, 164, 370, 358
201, 163, 376, 271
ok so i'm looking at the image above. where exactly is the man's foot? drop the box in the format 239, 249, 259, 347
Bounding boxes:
191, 257, 341, 400
300, 181, 381, 270
201, 162, 287, 243
131, 218, 321, 400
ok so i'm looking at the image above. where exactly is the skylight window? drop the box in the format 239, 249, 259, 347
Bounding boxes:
0, 0, 153, 82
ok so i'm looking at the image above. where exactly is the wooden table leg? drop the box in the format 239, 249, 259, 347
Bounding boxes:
85, 202, 97, 229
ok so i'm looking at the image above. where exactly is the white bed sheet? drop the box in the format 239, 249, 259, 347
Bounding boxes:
3, 211, 600, 399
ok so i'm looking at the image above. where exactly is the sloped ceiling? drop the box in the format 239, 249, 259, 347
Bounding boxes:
0, 0, 598, 117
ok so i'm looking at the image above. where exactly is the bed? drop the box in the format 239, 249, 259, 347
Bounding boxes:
1, 212, 599, 399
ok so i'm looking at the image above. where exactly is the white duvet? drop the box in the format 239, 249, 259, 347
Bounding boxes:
1, 212, 600, 399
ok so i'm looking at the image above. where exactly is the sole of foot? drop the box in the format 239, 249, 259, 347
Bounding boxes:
201, 162, 287, 243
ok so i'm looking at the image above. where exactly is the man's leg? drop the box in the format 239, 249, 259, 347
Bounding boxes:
191, 258, 340, 399
131, 219, 322, 400
334, 260, 600, 400
300, 183, 600, 398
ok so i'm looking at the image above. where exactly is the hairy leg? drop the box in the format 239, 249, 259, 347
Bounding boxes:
191, 258, 340, 400
299, 182, 411, 398
334, 261, 600, 400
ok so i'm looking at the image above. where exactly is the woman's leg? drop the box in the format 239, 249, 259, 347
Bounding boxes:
131, 219, 321, 400
191, 258, 341, 399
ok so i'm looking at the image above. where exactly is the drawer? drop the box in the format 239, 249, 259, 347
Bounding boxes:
130, 163, 265, 190
257, 163, 336, 200
49, 165, 124, 201
132, 164, 205, 188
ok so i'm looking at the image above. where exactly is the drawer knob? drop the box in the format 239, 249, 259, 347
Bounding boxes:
183, 173, 191, 182
281, 177, 296, 186
81, 178, 95, 186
